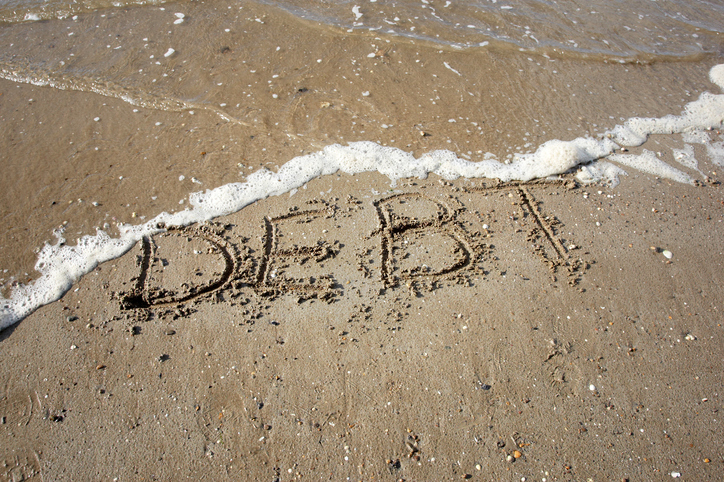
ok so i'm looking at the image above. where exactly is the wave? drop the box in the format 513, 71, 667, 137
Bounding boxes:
1, 0, 722, 62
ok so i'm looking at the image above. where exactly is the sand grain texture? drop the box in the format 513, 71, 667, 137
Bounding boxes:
2, 172, 723, 481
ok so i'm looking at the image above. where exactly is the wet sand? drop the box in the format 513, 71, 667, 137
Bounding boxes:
1, 0, 724, 480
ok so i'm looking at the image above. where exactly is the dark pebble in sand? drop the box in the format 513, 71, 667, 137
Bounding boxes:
165, 329, 176, 335
66, 315, 78, 322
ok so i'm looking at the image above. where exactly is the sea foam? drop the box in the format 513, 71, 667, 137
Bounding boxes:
0, 64, 723, 330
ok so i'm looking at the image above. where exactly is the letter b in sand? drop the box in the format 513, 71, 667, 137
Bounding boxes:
373, 193, 475, 288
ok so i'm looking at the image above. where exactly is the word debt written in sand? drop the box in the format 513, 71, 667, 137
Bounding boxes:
118, 183, 588, 311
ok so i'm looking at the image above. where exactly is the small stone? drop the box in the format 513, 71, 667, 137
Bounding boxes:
684, 334, 696, 341
662, 250, 673, 259
513, 450, 522, 459
475, 464, 481, 471
671, 471, 681, 478
165, 329, 176, 335
506, 455, 515, 463
70, 345, 78, 350
96, 364, 106, 370
66, 315, 78, 322
704, 458, 710, 463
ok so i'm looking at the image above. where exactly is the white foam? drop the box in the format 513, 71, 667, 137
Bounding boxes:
672, 144, 700, 172
609, 90, 724, 146
1, 63, 724, 329
609, 150, 694, 184
352, 5, 362, 21
576, 161, 628, 187
710, 64, 724, 90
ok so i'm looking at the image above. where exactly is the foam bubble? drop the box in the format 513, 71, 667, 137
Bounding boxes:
576, 161, 628, 187
609, 150, 694, 184
710, 64, 724, 90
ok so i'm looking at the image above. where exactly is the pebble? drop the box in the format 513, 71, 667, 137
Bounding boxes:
513, 450, 522, 459
165, 329, 176, 335
684, 334, 696, 341
671, 472, 681, 478
662, 250, 673, 259
506, 455, 515, 463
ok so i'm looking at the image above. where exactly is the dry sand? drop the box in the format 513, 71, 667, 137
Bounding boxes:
1, 1, 724, 480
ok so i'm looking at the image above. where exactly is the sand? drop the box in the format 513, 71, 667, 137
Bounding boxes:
1, 170, 723, 480
1, 1, 724, 480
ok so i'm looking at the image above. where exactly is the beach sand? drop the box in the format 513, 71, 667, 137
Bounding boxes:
1, 1, 723, 480
2, 171, 723, 480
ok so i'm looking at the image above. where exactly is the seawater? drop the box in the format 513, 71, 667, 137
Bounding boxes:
0, 0, 723, 328
1, 0, 722, 60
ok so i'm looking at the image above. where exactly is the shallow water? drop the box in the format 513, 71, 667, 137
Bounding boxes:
2, 0, 722, 60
